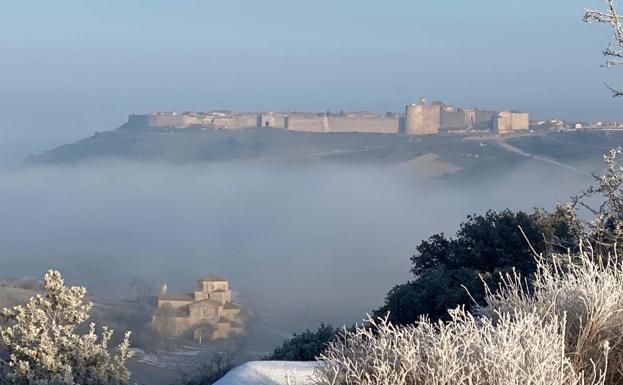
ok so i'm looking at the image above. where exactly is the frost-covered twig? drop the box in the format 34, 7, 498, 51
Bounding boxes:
585, 0, 623, 96
567, 147, 623, 255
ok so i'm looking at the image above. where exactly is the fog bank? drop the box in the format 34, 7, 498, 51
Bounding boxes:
0, 160, 590, 329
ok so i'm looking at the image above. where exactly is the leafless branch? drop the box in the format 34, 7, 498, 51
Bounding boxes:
585, 0, 623, 96
605, 81, 623, 97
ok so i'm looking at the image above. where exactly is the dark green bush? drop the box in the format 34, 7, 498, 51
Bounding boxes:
266, 323, 337, 361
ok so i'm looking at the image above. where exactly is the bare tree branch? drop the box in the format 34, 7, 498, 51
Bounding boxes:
605, 81, 623, 97
585, 0, 623, 96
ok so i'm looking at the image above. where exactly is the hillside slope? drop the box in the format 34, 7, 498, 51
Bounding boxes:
25, 124, 521, 178
25, 123, 623, 181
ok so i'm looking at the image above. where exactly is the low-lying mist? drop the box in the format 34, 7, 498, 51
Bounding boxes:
0, 160, 591, 332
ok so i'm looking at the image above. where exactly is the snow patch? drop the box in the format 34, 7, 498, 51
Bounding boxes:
214, 361, 318, 385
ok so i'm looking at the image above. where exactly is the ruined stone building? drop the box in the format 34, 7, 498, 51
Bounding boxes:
152, 274, 247, 342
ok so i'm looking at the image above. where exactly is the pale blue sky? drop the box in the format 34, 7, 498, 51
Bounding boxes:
0, 0, 621, 164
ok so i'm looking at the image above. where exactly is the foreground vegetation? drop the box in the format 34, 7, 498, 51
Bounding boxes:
316, 250, 620, 385
267, 206, 576, 360
272, 147, 623, 373
0, 271, 133, 385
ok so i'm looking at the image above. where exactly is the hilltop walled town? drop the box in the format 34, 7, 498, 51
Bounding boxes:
127, 98, 530, 135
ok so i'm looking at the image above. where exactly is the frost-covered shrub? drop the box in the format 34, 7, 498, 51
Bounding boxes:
316, 308, 601, 385
483, 248, 623, 385
316, 250, 619, 385
0, 270, 133, 385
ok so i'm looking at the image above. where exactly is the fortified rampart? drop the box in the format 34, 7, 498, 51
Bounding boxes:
474, 110, 497, 130
327, 116, 399, 134
259, 113, 288, 129
127, 98, 529, 136
440, 108, 467, 131
215, 114, 259, 129
285, 114, 327, 132
281, 113, 400, 134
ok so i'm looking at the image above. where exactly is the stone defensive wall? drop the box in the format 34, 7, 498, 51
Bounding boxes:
215, 114, 258, 129
128, 101, 529, 136
474, 110, 497, 130
280, 114, 400, 134
326, 116, 399, 134
260, 113, 288, 129
440, 109, 468, 131
284, 114, 326, 132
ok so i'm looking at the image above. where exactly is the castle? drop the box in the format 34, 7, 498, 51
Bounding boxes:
127, 98, 529, 135
152, 274, 247, 342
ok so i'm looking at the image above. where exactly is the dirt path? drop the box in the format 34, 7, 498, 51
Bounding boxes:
493, 137, 589, 176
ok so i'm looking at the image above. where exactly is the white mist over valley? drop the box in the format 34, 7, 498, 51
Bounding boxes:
0, 159, 589, 331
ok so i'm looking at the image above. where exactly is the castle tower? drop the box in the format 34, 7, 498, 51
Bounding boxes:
404, 101, 441, 135
493, 111, 512, 134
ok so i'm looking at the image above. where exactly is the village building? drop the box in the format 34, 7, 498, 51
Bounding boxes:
152, 274, 247, 342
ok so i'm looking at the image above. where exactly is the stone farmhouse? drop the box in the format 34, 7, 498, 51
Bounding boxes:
152, 274, 247, 342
